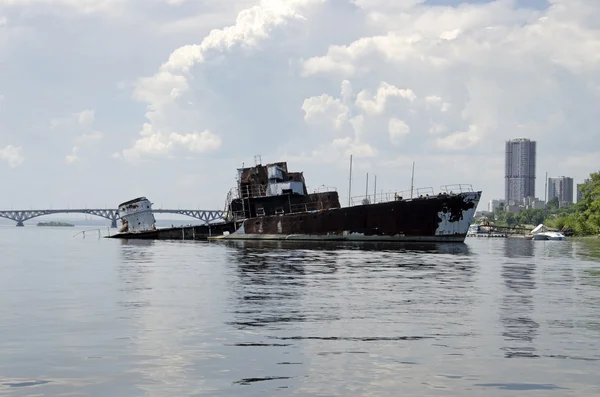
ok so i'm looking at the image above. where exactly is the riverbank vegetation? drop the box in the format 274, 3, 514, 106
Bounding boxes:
482, 172, 600, 236
37, 221, 74, 227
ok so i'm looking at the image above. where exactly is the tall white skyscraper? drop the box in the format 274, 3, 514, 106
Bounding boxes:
505, 138, 536, 204
548, 176, 574, 207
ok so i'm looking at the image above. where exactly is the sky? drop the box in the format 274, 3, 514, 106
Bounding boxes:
0, 0, 599, 212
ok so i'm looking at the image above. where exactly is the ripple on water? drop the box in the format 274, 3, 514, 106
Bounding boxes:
1, 233, 600, 396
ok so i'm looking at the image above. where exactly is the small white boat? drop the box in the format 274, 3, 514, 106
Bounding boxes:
527, 224, 566, 241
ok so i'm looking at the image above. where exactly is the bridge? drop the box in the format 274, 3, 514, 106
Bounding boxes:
0, 208, 227, 228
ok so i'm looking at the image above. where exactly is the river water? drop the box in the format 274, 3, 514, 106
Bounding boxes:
1, 226, 599, 396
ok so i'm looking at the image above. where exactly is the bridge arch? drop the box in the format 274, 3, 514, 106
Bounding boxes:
0, 208, 227, 227
0, 209, 120, 227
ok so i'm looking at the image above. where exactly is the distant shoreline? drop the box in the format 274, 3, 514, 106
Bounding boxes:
37, 221, 75, 227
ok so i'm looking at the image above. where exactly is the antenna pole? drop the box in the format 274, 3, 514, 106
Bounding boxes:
374, 175, 377, 204
544, 171, 548, 203
348, 155, 353, 207
365, 173, 369, 200
410, 162, 415, 199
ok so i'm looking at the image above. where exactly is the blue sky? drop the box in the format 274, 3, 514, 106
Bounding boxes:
0, 0, 598, 211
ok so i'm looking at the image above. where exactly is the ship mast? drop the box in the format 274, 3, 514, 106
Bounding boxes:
410, 162, 415, 199
348, 155, 353, 207
373, 175, 377, 204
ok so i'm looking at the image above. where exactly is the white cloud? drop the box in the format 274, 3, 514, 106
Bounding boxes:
302, 94, 349, 129
127, 0, 326, 163
0, 145, 24, 167
120, 123, 222, 163
355, 82, 416, 116
50, 109, 95, 129
169, 130, 222, 152
76, 131, 104, 144
435, 125, 481, 150
48, 110, 102, 164
340, 79, 353, 103
351, 0, 425, 12
424, 95, 450, 112
388, 118, 410, 145
440, 29, 460, 41
428, 123, 447, 135
77, 109, 95, 126
65, 146, 79, 164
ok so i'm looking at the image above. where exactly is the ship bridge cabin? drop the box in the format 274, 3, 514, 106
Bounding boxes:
230, 161, 340, 220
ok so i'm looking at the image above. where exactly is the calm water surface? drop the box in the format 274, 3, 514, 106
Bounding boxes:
1, 226, 600, 396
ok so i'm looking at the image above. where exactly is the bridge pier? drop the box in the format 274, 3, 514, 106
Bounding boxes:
16, 221, 24, 227
111, 219, 118, 228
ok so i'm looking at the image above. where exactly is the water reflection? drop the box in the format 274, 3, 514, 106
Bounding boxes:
503, 238, 534, 258
118, 239, 156, 264
4, 226, 600, 396
115, 239, 212, 395
117, 239, 155, 309
224, 240, 477, 336
220, 239, 471, 255
500, 239, 538, 358
225, 242, 322, 330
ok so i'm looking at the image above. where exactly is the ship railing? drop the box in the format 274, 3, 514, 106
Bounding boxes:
239, 184, 268, 199
350, 186, 460, 206
416, 187, 435, 196
232, 211, 247, 222
312, 185, 337, 194
350, 189, 411, 206
73, 227, 113, 239
440, 184, 474, 194
290, 202, 322, 213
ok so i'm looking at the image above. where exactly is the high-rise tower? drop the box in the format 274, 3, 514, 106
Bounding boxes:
505, 138, 536, 204
548, 176, 574, 207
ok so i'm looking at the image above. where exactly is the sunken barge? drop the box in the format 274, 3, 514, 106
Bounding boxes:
108, 160, 481, 243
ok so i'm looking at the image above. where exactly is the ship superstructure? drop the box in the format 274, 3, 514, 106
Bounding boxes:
117, 197, 156, 233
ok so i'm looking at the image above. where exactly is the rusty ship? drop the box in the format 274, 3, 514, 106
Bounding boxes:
215, 161, 482, 243
109, 160, 481, 243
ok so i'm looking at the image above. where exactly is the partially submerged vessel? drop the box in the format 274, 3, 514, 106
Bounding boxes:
215, 161, 481, 243
117, 197, 157, 233
109, 160, 482, 243
108, 197, 235, 240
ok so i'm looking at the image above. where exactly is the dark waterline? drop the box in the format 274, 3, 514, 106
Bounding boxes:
1, 227, 600, 396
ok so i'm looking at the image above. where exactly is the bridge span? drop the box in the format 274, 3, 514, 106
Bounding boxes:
0, 208, 227, 228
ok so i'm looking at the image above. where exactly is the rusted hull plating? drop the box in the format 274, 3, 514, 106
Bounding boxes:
107, 222, 236, 240
221, 191, 481, 243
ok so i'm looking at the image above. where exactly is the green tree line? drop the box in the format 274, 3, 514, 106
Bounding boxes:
548, 171, 600, 236
483, 171, 600, 236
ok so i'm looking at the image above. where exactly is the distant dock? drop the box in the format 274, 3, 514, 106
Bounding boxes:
467, 233, 508, 238
468, 224, 533, 239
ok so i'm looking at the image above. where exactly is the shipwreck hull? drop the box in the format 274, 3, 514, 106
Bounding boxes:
220, 191, 481, 243
107, 222, 236, 240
